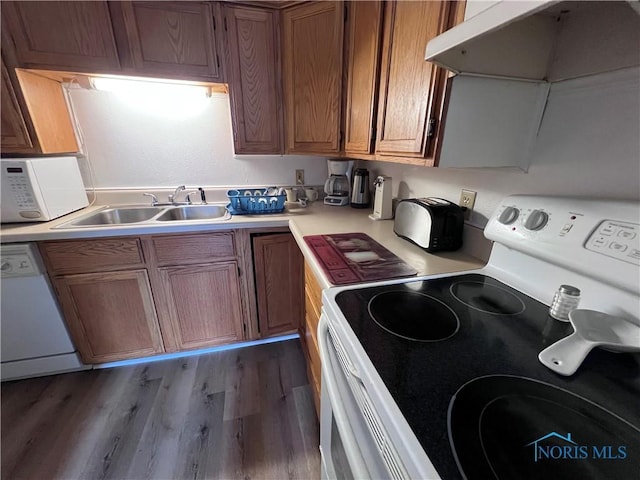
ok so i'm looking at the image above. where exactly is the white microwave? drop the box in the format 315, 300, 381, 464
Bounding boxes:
1, 157, 89, 223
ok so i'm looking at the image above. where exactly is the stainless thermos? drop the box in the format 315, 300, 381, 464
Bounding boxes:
351, 168, 370, 208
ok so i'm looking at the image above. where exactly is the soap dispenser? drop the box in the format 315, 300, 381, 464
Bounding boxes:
369, 176, 393, 220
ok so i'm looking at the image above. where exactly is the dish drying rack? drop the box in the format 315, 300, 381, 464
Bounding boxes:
226, 187, 286, 214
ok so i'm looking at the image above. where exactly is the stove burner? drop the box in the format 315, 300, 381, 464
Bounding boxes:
448, 376, 640, 480
450, 281, 526, 315
368, 291, 460, 341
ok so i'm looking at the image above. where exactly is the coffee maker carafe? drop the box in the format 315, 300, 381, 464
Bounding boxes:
350, 168, 371, 208
324, 160, 353, 206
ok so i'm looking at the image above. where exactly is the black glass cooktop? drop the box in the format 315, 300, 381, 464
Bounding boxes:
335, 274, 640, 479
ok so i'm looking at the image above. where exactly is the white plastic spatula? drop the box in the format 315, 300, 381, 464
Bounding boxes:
539, 309, 640, 376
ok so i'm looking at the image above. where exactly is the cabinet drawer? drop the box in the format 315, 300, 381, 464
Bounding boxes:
40, 238, 144, 274
306, 358, 321, 416
152, 232, 235, 265
304, 261, 323, 306
305, 317, 322, 410
305, 289, 321, 334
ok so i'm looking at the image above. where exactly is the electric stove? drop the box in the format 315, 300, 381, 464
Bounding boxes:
334, 273, 640, 479
318, 195, 640, 480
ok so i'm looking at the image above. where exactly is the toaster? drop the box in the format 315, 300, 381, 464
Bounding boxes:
393, 198, 464, 252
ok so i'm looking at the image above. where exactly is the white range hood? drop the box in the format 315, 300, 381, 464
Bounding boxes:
426, 1, 639, 170
426, 1, 640, 82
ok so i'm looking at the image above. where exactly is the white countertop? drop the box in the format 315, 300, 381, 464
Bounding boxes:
288, 205, 486, 288
1, 202, 486, 288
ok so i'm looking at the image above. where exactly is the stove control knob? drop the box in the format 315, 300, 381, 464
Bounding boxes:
525, 210, 549, 231
498, 206, 519, 225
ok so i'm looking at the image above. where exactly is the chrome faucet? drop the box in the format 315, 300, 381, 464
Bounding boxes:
168, 185, 186, 204
144, 186, 204, 206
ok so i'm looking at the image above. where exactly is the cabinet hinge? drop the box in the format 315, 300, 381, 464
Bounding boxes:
216, 54, 220, 69
224, 17, 228, 31
237, 266, 242, 277
427, 118, 438, 138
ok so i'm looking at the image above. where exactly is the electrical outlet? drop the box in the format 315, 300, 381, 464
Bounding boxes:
459, 189, 476, 220
295, 169, 305, 186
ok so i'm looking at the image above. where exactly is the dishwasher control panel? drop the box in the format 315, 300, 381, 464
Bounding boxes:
1, 244, 41, 278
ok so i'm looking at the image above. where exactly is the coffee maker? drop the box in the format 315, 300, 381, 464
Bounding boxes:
324, 160, 353, 206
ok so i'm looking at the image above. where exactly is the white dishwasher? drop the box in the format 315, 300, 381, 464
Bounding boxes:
1, 243, 87, 381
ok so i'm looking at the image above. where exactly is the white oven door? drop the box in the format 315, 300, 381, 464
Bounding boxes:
318, 314, 407, 480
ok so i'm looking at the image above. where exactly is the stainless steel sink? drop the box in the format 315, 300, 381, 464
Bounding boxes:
156, 205, 229, 222
67, 206, 166, 226
56, 204, 230, 228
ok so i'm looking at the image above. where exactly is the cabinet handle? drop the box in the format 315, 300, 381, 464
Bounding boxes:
427, 118, 437, 138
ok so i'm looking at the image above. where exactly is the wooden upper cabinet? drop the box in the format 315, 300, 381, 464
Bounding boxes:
282, 1, 344, 154
1, 1, 120, 72
375, 1, 450, 158
224, 5, 283, 154
1, 57, 78, 155
113, 1, 224, 81
344, 1, 383, 155
1, 58, 34, 152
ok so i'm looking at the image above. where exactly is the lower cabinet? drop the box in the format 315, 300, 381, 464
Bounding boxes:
252, 232, 303, 337
40, 229, 306, 364
52, 269, 164, 364
156, 262, 244, 351
301, 261, 323, 415
40, 232, 247, 363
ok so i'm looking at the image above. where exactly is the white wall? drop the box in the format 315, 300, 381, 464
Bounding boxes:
463, 0, 499, 21
67, 66, 639, 222
363, 67, 640, 227
67, 87, 328, 189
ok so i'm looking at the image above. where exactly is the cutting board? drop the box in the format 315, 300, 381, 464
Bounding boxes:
304, 233, 418, 285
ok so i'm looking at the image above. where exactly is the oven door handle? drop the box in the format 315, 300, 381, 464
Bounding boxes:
318, 315, 370, 479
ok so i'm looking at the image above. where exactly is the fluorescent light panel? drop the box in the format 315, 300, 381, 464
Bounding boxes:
89, 75, 212, 119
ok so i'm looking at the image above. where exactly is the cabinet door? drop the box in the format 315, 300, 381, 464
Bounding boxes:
118, 1, 224, 81
375, 1, 449, 157
302, 261, 322, 414
1, 58, 34, 152
158, 262, 244, 351
253, 233, 304, 337
53, 270, 164, 364
1, 1, 120, 71
344, 1, 383, 155
224, 5, 282, 154
282, 1, 344, 154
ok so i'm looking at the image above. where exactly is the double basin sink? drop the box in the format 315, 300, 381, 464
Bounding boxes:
57, 204, 230, 228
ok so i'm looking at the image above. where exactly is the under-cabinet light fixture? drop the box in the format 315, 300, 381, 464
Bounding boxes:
90, 76, 210, 96
90, 75, 212, 119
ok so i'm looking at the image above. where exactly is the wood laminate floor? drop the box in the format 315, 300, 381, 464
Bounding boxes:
1, 339, 321, 480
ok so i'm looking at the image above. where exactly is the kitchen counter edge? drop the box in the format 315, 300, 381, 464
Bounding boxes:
1, 203, 486, 289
